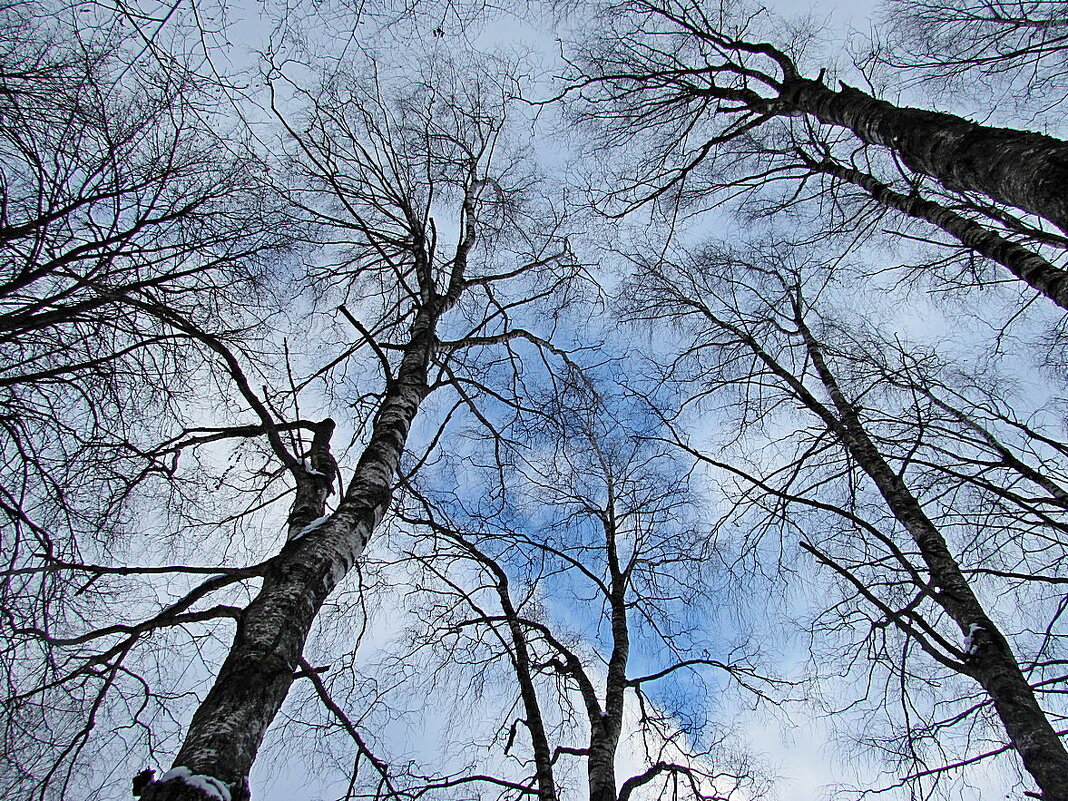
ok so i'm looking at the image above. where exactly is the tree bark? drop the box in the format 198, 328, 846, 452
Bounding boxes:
808, 156, 1068, 310
140, 317, 439, 801
780, 77, 1068, 234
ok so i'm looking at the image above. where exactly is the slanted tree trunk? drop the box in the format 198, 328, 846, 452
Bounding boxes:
805, 155, 1068, 310
493, 563, 559, 801
779, 77, 1068, 234
141, 316, 441, 801
791, 310, 1068, 801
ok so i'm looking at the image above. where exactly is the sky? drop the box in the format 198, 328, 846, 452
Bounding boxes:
12, 1, 1063, 800
196, 1, 1046, 799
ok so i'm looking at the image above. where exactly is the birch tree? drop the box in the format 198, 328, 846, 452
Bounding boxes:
724, 128, 1068, 312
620, 241, 1068, 799
12, 2, 1068, 800
0, 6, 584, 798
122, 58, 578, 801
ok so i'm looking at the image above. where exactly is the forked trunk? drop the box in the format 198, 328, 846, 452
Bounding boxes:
139, 326, 436, 801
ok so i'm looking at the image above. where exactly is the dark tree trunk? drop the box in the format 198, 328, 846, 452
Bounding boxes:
780, 78, 1068, 234
587, 735, 619, 801
809, 157, 1068, 310
497, 575, 559, 801
587, 512, 629, 801
139, 322, 438, 801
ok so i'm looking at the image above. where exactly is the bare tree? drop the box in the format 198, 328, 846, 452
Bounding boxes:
382, 382, 773, 801
792, 146, 1068, 308
0, 0, 283, 531
91, 55, 580, 801
1, 8, 587, 799
13, 3, 1068, 800
619, 240, 1068, 799
702, 119, 1068, 312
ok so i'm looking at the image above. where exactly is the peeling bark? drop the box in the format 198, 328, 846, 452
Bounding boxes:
779, 78, 1068, 234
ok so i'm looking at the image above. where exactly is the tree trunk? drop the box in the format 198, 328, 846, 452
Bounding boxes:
808, 156, 1068, 310
587, 734, 619, 801
780, 77, 1068, 234
497, 574, 559, 801
140, 321, 437, 801
587, 512, 628, 801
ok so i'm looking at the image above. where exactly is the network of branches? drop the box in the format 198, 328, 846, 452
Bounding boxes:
2, 1, 1068, 801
